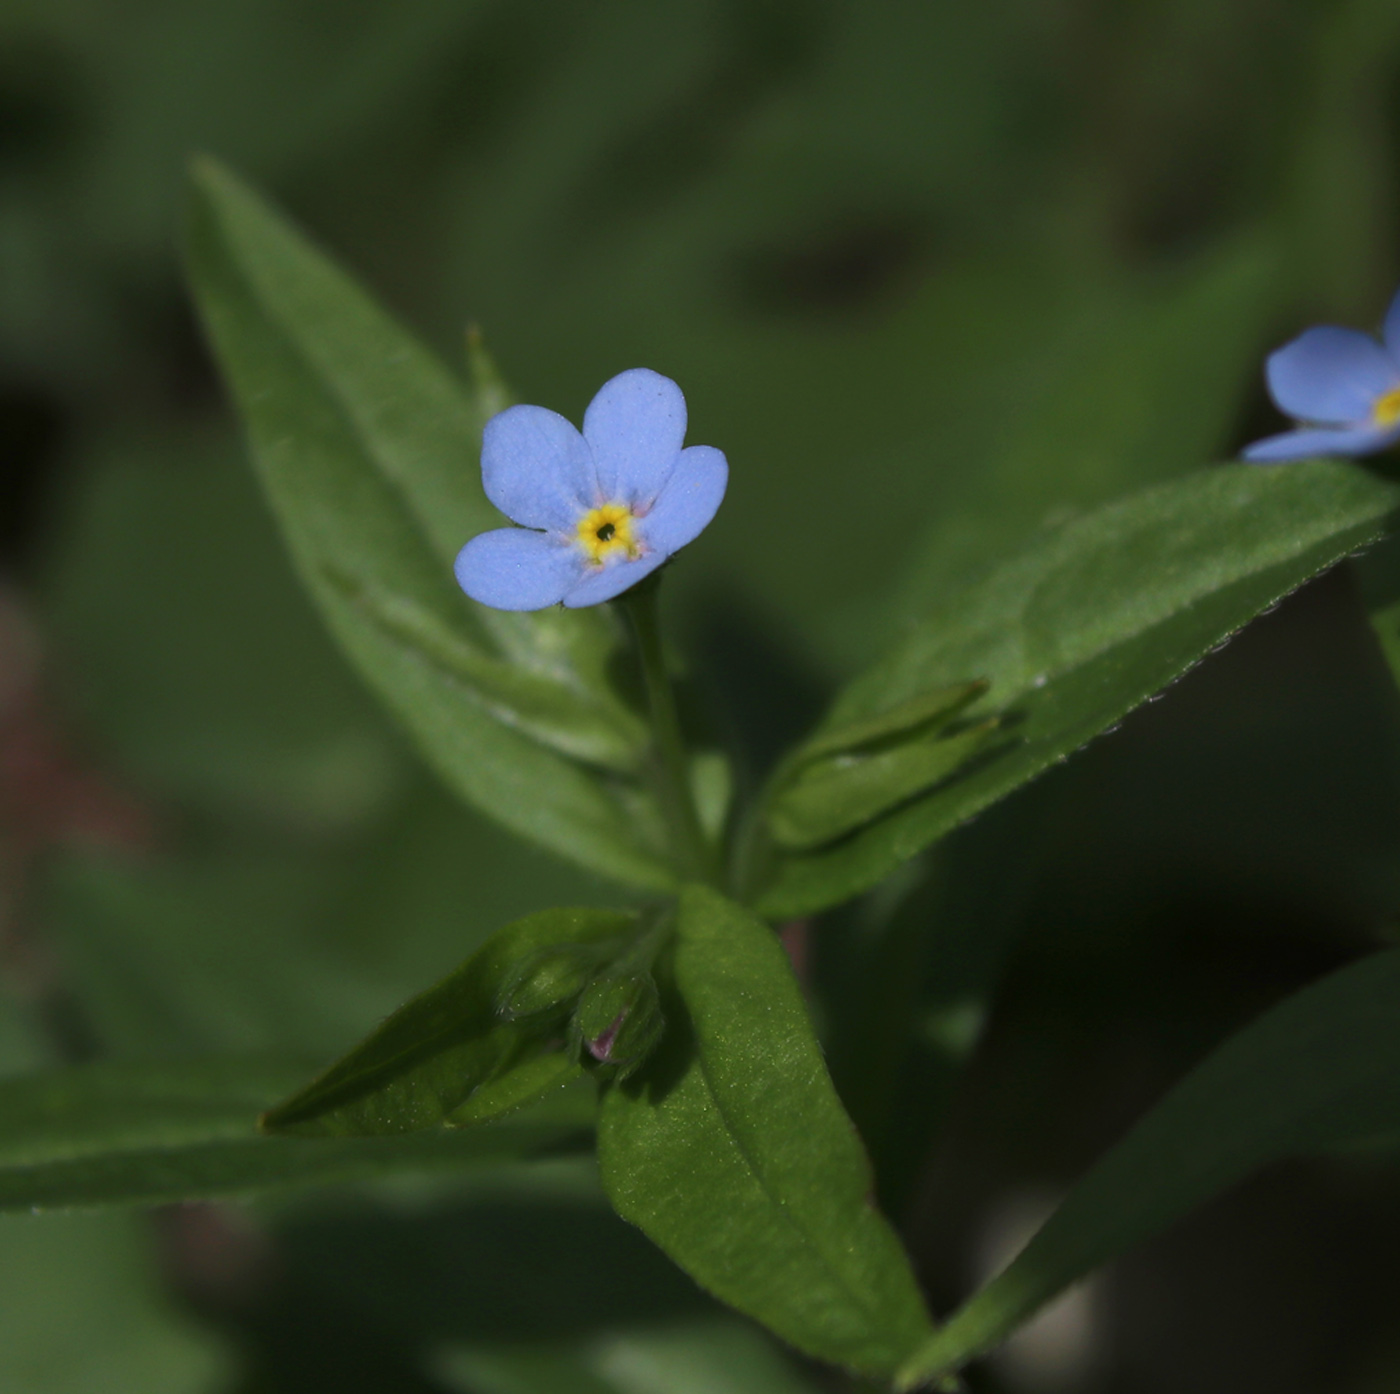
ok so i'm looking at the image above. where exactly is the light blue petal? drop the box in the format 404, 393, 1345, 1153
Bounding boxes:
482, 405, 598, 531
1265, 327, 1400, 424
582, 369, 687, 506
454, 528, 586, 610
1241, 422, 1400, 463
1383, 286, 1400, 359
636, 445, 728, 555
562, 553, 669, 608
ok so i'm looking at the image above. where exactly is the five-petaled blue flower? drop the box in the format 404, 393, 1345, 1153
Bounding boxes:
1244, 287, 1400, 462
455, 368, 728, 610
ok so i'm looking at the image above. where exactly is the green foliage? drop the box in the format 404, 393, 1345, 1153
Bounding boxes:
598, 886, 932, 1376
497, 942, 623, 1023
320, 564, 645, 774
0, 1057, 589, 1212
895, 948, 1400, 1388
783, 680, 990, 768
172, 161, 1400, 1376
764, 679, 995, 850
757, 462, 1400, 916
16, 3, 1400, 1385
36, 428, 614, 1066
261, 907, 637, 1136
184, 158, 669, 890
766, 717, 998, 852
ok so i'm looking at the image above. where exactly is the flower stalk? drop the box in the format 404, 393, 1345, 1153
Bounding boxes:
617, 579, 718, 887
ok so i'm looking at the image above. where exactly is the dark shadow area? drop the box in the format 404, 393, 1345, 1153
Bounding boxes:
0, 383, 66, 575
274, 1190, 712, 1345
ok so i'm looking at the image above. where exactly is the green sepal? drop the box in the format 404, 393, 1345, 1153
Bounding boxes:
495, 941, 625, 1022
572, 970, 666, 1080
445, 1054, 591, 1127
260, 907, 637, 1137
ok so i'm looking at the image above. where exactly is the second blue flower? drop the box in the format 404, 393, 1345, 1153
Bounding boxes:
1243, 287, 1400, 462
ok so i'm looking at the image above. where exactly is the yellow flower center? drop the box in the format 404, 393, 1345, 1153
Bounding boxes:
1375, 387, 1400, 427
576, 502, 641, 564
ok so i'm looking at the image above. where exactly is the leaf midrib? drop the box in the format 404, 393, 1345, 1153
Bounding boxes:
689, 998, 906, 1340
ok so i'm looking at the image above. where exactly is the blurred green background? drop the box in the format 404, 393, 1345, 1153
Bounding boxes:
5, 1, 1400, 1390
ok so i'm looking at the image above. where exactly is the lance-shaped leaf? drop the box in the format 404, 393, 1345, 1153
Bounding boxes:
321, 563, 642, 771
767, 719, 998, 851
789, 680, 989, 768
598, 885, 933, 1376
763, 678, 993, 850
757, 462, 1400, 918
0, 1057, 591, 1213
895, 949, 1400, 1390
185, 158, 668, 890
262, 907, 637, 1136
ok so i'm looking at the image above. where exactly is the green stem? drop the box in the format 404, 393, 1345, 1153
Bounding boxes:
617, 580, 716, 886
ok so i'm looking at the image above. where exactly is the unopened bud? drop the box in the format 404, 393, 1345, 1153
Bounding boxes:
495, 944, 613, 1021
572, 971, 665, 1078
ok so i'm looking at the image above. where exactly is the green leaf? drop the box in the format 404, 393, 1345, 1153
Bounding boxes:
262, 907, 637, 1136
790, 680, 989, 767
321, 563, 643, 772
184, 158, 669, 891
757, 462, 1400, 917
767, 718, 998, 852
764, 679, 993, 855
42, 778, 611, 1062
597, 885, 932, 1376
0, 1057, 589, 1213
894, 948, 1400, 1389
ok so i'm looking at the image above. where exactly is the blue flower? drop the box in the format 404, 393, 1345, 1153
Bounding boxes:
455, 368, 728, 611
1243, 288, 1400, 462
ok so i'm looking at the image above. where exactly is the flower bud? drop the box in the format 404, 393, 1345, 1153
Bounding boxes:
494, 943, 613, 1022
571, 970, 665, 1079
